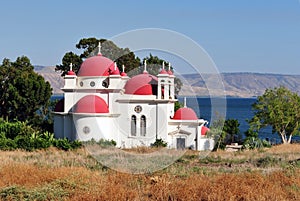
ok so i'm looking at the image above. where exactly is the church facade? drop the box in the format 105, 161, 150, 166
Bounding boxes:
53, 47, 214, 151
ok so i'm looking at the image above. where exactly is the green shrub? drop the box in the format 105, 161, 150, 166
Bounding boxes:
0, 119, 35, 139
151, 138, 167, 147
0, 136, 17, 151
243, 137, 271, 150
0, 119, 82, 151
97, 139, 116, 148
53, 138, 72, 151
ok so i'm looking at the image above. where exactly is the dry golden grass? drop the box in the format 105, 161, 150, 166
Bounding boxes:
0, 146, 300, 200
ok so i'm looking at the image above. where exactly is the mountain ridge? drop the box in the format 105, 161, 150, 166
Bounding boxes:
34, 66, 300, 98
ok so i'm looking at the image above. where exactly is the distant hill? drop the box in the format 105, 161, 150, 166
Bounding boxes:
180, 73, 300, 97
34, 66, 64, 95
34, 66, 300, 97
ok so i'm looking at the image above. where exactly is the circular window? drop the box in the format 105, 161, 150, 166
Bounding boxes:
80, 81, 83, 87
90, 81, 95, 87
134, 105, 142, 113
83, 126, 90, 134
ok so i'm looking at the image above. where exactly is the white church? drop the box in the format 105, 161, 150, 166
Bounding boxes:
53, 45, 214, 151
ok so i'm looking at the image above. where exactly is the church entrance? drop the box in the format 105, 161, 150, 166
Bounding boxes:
176, 138, 186, 150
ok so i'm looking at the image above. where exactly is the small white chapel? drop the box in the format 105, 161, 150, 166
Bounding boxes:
53, 44, 214, 151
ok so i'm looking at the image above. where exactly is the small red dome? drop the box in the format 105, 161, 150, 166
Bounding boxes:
77, 54, 115, 76
168, 70, 173, 75
74, 95, 109, 113
110, 67, 120, 75
159, 69, 168, 74
54, 99, 64, 112
201, 126, 210, 135
124, 74, 158, 95
121, 72, 127, 76
67, 70, 76, 76
173, 107, 198, 120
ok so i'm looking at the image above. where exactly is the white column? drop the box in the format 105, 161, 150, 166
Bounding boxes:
158, 79, 162, 99
164, 82, 169, 99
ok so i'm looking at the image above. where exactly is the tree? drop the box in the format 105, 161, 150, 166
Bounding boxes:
55, 52, 82, 76
223, 119, 240, 143
0, 56, 52, 124
249, 86, 300, 144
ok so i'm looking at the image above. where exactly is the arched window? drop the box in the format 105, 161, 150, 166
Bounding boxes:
131, 115, 136, 136
140, 115, 146, 136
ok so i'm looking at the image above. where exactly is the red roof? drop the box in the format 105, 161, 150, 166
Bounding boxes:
159, 69, 168, 75
124, 73, 158, 95
173, 107, 198, 120
67, 70, 76, 76
201, 126, 210, 135
74, 95, 109, 113
77, 54, 115, 76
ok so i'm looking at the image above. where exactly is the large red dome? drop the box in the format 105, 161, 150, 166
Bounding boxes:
77, 54, 117, 76
74, 95, 109, 113
124, 73, 158, 95
173, 107, 198, 120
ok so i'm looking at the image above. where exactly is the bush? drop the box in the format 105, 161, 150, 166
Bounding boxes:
151, 138, 167, 147
0, 119, 35, 139
97, 139, 116, 148
243, 137, 271, 150
53, 138, 72, 151
0, 119, 82, 151
0, 136, 17, 151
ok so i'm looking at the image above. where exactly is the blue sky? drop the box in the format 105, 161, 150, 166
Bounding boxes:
0, 0, 300, 74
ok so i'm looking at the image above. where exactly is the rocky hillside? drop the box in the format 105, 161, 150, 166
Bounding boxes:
34, 66, 64, 94
35, 66, 300, 97
180, 73, 300, 97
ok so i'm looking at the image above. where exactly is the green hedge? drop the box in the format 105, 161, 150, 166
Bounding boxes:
0, 119, 82, 151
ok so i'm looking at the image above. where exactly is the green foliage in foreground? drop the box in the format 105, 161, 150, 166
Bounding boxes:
0, 119, 81, 151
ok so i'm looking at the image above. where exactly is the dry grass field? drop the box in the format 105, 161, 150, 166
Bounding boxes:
1, 145, 300, 200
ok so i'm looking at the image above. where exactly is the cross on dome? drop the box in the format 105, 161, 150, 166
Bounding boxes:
114, 62, 117, 71
143, 60, 148, 74
122, 64, 125, 73
70, 63, 73, 71
184, 97, 187, 108
168, 62, 171, 71
162, 61, 165, 70
97, 41, 102, 55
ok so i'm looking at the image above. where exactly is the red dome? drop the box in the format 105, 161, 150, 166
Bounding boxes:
110, 68, 120, 75
168, 70, 173, 75
173, 107, 198, 120
124, 73, 158, 95
159, 69, 168, 74
201, 126, 210, 135
121, 72, 127, 76
77, 54, 115, 76
54, 98, 64, 112
67, 70, 76, 76
74, 95, 109, 113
